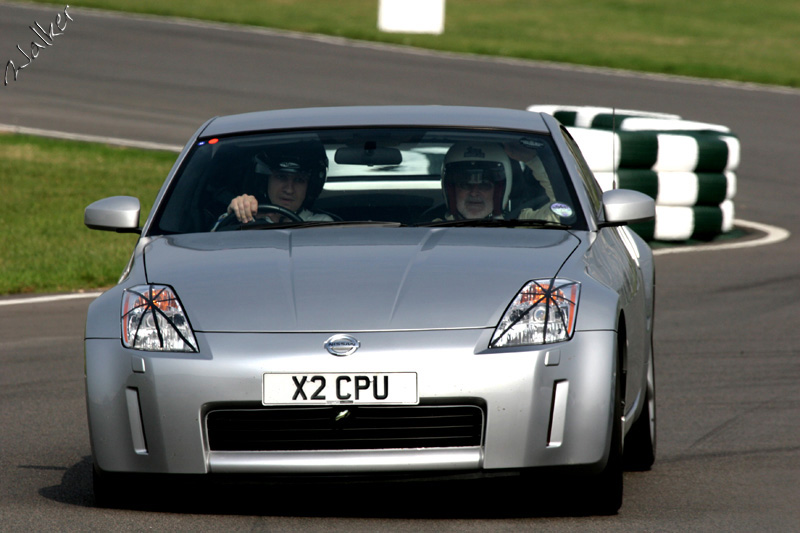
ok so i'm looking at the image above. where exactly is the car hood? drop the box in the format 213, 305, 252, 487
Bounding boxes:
143, 228, 580, 332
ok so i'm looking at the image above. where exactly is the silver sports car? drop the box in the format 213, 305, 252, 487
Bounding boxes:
84, 105, 656, 514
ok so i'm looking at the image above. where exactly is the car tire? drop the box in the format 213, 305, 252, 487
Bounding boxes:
624, 340, 656, 471
583, 333, 624, 515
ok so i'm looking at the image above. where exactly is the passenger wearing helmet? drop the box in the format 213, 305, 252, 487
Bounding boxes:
227, 139, 333, 223
441, 142, 511, 219
441, 142, 557, 221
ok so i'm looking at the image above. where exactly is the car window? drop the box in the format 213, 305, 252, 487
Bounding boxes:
561, 126, 605, 222
148, 127, 587, 235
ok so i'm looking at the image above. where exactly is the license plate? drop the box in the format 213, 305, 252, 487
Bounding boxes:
262, 372, 418, 405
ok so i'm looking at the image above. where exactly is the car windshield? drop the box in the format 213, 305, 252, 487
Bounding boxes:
149, 127, 585, 235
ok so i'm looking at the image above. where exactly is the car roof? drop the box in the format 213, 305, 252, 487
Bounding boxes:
199, 106, 551, 138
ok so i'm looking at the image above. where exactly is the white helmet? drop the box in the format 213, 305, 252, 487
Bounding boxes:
441, 142, 513, 217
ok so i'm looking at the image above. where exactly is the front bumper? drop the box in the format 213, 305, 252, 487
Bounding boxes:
86, 329, 616, 476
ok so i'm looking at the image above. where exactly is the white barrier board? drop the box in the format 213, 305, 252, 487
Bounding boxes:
378, 0, 445, 34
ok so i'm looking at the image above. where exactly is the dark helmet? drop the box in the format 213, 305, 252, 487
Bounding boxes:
256, 137, 328, 210
441, 142, 513, 217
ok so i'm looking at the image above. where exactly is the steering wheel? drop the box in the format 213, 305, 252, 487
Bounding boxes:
212, 203, 303, 231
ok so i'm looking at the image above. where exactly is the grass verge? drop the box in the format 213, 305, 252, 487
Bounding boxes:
0, 133, 175, 294
24, 0, 800, 87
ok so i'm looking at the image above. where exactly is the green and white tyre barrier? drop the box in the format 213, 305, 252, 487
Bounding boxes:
528, 105, 741, 241
528, 104, 732, 134
527, 105, 680, 128
631, 201, 735, 241
593, 116, 731, 133
565, 127, 740, 173
593, 170, 736, 207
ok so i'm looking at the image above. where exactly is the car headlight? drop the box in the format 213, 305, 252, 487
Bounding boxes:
490, 279, 580, 348
121, 284, 198, 352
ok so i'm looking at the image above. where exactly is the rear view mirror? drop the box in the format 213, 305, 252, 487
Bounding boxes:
334, 145, 402, 166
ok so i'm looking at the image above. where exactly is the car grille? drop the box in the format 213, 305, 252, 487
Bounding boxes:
206, 404, 484, 451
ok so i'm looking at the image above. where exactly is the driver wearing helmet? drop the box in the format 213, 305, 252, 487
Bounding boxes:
441, 142, 557, 221
227, 139, 333, 224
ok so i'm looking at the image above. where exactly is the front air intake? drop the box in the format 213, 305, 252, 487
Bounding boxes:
207, 404, 484, 451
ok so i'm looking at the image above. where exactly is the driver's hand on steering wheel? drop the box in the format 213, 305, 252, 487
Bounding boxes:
228, 194, 259, 223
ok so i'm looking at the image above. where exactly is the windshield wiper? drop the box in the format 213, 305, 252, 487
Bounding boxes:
416, 218, 571, 229
240, 220, 406, 230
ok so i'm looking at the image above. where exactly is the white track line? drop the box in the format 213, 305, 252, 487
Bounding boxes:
653, 219, 790, 256
0, 291, 104, 307
0, 124, 183, 152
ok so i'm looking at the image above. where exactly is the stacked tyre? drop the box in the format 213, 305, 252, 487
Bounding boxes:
528, 105, 739, 242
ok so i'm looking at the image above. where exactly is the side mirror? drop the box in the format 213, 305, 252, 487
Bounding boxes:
601, 189, 655, 226
84, 196, 141, 233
